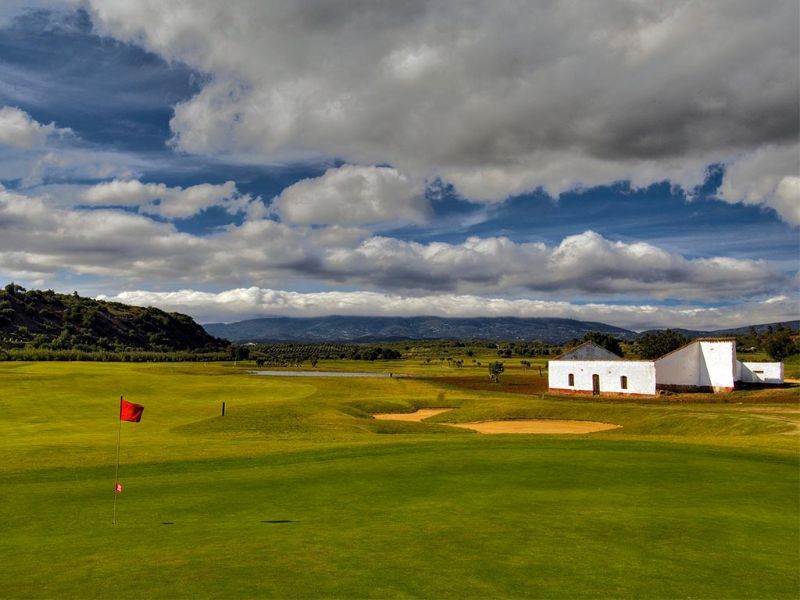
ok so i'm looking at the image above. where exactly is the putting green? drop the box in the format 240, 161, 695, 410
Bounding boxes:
0, 361, 797, 598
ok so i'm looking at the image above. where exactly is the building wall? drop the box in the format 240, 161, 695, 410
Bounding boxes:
697, 341, 736, 390
655, 340, 736, 392
739, 362, 784, 384
549, 360, 656, 395
655, 342, 700, 386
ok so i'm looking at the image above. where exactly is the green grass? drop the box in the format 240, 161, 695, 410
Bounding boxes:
783, 354, 800, 379
1, 361, 798, 599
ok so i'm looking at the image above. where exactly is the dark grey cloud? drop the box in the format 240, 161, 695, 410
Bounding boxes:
84, 0, 799, 206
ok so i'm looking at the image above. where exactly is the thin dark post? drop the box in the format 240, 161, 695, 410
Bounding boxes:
222, 401, 225, 416
113, 396, 122, 525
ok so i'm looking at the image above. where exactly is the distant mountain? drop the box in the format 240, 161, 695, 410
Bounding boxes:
0, 284, 226, 351
203, 315, 638, 344
638, 321, 800, 339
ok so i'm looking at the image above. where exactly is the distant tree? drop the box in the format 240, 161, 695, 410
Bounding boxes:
764, 330, 798, 361
229, 345, 250, 361
488, 361, 504, 383
635, 330, 689, 359
583, 331, 623, 357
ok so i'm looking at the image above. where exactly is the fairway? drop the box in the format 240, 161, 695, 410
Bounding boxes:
1, 361, 798, 599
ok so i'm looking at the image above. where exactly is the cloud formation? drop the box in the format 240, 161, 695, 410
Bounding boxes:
273, 165, 428, 226
97, 287, 799, 332
718, 143, 800, 225
0, 106, 70, 149
0, 187, 782, 301
81, 179, 257, 219
323, 231, 777, 298
86, 0, 799, 202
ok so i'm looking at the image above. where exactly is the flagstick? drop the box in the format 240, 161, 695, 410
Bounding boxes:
113, 396, 123, 525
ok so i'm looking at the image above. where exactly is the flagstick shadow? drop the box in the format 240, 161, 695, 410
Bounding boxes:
261, 520, 294, 524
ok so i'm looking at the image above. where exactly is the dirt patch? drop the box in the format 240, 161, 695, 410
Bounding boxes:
429, 374, 549, 395
372, 408, 453, 422
450, 419, 621, 434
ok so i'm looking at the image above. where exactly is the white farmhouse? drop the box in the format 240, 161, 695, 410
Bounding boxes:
548, 338, 783, 397
548, 341, 657, 396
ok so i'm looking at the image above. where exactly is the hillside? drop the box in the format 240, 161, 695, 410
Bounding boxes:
639, 321, 800, 339
203, 315, 638, 344
0, 284, 226, 352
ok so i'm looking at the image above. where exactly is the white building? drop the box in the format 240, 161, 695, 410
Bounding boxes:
655, 338, 737, 392
548, 341, 657, 396
739, 361, 784, 384
548, 338, 783, 397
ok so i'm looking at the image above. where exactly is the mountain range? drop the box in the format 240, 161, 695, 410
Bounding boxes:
203, 315, 799, 344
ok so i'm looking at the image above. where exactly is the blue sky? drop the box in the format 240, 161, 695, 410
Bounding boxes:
0, 3, 797, 329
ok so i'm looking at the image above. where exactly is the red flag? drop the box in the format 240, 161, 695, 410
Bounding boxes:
120, 399, 144, 422
115, 482, 123, 493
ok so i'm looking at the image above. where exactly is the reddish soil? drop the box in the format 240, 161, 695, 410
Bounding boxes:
428, 374, 549, 395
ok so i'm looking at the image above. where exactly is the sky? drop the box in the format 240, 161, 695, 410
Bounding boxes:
0, 1, 797, 331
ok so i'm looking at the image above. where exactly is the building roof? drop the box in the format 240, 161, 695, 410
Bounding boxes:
554, 340, 623, 361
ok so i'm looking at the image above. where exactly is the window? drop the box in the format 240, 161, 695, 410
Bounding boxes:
620, 375, 628, 390
568, 373, 575, 386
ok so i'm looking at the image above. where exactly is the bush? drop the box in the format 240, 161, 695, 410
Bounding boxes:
764, 330, 799, 361
488, 361, 504, 383
635, 330, 690, 359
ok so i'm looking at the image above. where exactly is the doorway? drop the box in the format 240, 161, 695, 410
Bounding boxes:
592, 374, 600, 395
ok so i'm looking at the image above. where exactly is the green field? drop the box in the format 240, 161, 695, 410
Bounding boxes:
1, 360, 798, 599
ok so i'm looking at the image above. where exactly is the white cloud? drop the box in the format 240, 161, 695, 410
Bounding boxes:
0, 142, 148, 190
0, 186, 364, 284
0, 106, 71, 149
80, 179, 255, 219
0, 187, 783, 300
718, 143, 800, 225
322, 231, 778, 298
85, 0, 799, 201
97, 287, 800, 332
273, 165, 429, 226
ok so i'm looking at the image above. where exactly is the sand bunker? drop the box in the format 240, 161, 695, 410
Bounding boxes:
449, 419, 621, 434
372, 409, 619, 434
372, 408, 452, 421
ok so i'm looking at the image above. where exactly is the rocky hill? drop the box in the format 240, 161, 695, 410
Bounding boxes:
0, 284, 226, 351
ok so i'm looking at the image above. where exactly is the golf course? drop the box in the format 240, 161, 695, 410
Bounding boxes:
1, 358, 798, 599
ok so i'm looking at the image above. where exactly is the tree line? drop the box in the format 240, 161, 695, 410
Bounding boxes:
243, 343, 403, 367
